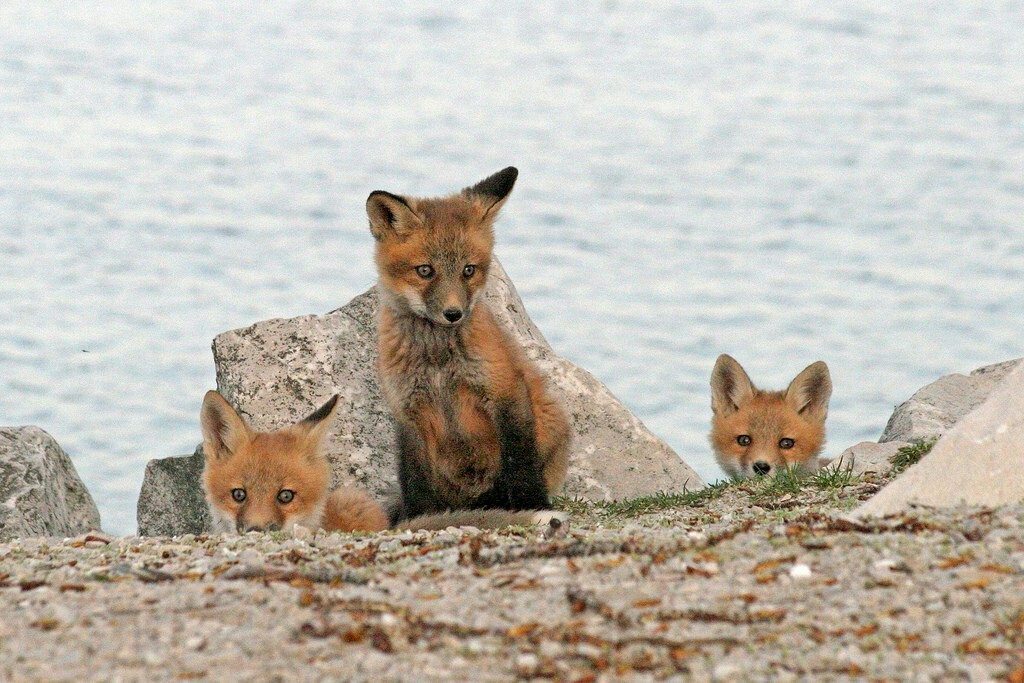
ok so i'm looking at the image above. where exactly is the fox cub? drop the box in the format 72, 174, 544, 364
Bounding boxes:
367, 167, 572, 523
201, 391, 561, 534
709, 354, 832, 479
201, 391, 389, 534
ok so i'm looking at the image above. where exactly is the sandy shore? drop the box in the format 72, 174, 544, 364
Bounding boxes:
1, 473, 1022, 682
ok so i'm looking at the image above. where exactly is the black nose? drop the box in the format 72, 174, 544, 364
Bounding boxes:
752, 461, 771, 476
443, 308, 463, 322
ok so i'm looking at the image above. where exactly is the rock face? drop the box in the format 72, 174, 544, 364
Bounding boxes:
212, 258, 703, 505
0, 427, 102, 539
136, 447, 209, 537
879, 358, 1021, 443
823, 441, 911, 479
855, 361, 1024, 517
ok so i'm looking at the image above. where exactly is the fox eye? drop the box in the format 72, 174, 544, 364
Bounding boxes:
415, 265, 434, 279
779, 438, 795, 449
462, 264, 476, 278
231, 488, 247, 503
736, 435, 751, 447
277, 489, 295, 504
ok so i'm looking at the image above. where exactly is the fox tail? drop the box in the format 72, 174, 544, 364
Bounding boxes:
396, 509, 567, 533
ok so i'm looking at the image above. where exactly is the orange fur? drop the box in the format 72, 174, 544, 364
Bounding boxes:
322, 488, 389, 533
709, 355, 832, 479
369, 168, 571, 520
201, 391, 386, 534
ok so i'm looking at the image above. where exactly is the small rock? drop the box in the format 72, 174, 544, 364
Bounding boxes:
824, 441, 911, 478
136, 446, 210, 536
880, 358, 1021, 443
515, 653, 540, 676
0, 427, 102, 540
789, 564, 812, 579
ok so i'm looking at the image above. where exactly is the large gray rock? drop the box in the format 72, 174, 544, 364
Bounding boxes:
0, 427, 102, 539
212, 258, 703, 503
136, 446, 209, 536
880, 358, 1021, 443
855, 361, 1024, 517
822, 440, 912, 478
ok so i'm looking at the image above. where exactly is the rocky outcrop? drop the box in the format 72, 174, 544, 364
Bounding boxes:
855, 361, 1024, 516
823, 440, 912, 479
136, 446, 209, 536
0, 427, 102, 539
211, 258, 703, 504
879, 358, 1021, 443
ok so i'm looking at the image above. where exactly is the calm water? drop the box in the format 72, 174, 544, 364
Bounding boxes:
2, 2, 1022, 534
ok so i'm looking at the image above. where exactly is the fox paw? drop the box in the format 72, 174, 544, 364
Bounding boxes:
531, 510, 569, 536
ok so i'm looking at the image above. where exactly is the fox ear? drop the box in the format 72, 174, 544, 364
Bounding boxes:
785, 361, 832, 422
366, 191, 422, 241
463, 166, 518, 220
711, 354, 755, 415
293, 394, 339, 449
201, 390, 253, 459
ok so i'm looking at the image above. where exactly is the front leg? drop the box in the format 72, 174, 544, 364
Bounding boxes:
474, 400, 550, 511
392, 421, 444, 524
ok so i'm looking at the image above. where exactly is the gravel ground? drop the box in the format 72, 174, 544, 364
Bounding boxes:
1, 476, 1022, 682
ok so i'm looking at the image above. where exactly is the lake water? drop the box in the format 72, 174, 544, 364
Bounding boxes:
2, 2, 1022, 535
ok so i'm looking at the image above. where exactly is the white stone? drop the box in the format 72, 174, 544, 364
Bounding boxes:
789, 564, 812, 579
855, 361, 1024, 516
879, 358, 1020, 443
823, 441, 911, 477
0, 426, 102, 539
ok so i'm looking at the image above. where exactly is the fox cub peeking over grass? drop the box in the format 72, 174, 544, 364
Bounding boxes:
201, 391, 562, 534
710, 354, 832, 479
367, 166, 572, 524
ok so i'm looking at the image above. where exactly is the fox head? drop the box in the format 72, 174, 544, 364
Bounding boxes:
366, 167, 518, 327
709, 355, 832, 479
200, 391, 338, 534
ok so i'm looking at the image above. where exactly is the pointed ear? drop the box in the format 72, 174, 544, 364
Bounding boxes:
463, 166, 518, 220
710, 354, 755, 415
201, 390, 253, 459
292, 394, 339, 449
366, 191, 423, 241
785, 361, 832, 421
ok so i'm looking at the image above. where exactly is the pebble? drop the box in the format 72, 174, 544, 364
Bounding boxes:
789, 563, 812, 579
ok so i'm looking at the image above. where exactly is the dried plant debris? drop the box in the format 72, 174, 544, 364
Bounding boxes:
0, 473, 1021, 681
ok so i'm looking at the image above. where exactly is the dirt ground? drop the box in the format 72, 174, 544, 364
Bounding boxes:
1, 472, 1022, 682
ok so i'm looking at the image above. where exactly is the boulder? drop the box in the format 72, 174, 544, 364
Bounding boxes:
136, 446, 209, 536
822, 441, 911, 478
211, 258, 703, 503
0, 427, 102, 540
854, 361, 1024, 517
879, 358, 1021, 443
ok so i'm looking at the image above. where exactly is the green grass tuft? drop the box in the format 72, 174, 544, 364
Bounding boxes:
809, 460, 858, 490
553, 480, 733, 517
889, 438, 937, 474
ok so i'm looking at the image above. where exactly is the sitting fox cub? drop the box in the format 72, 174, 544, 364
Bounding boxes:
200, 391, 563, 534
709, 354, 832, 479
366, 167, 572, 524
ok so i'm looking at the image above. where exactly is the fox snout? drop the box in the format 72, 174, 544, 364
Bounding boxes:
237, 519, 282, 533
427, 282, 471, 326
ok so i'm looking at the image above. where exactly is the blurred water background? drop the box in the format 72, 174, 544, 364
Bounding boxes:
1, 2, 1022, 534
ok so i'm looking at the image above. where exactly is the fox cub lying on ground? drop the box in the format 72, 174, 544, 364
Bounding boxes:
709, 354, 832, 479
200, 391, 564, 534
366, 167, 572, 524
